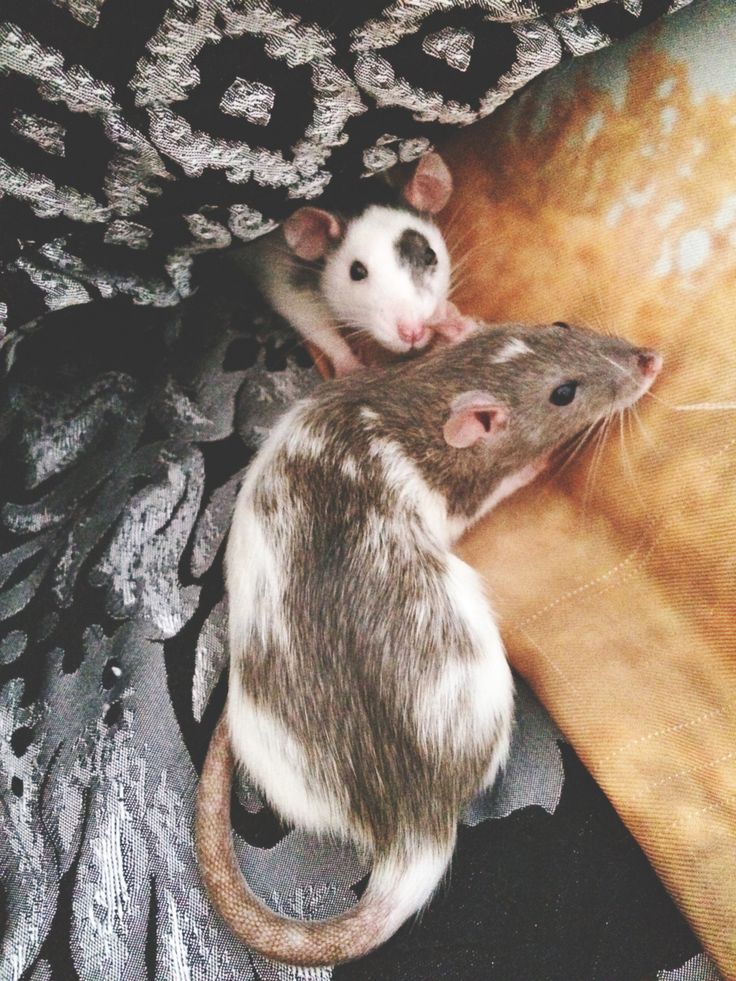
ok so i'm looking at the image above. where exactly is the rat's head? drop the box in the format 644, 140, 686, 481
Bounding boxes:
319, 207, 451, 353
283, 153, 452, 353
442, 322, 662, 466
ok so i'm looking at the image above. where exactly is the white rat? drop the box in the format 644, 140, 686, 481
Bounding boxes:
196, 321, 663, 966
240, 152, 464, 376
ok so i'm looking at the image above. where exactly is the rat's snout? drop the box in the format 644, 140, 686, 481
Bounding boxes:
636, 349, 663, 379
397, 320, 428, 347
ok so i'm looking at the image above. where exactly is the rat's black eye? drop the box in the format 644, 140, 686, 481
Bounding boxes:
350, 260, 368, 281
553, 321, 570, 330
424, 246, 437, 267
550, 381, 578, 406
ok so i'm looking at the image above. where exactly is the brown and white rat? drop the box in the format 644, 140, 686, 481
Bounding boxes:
196, 321, 662, 967
238, 152, 463, 376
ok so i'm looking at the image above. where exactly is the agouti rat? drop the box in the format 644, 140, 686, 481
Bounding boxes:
238, 152, 464, 376
197, 321, 662, 967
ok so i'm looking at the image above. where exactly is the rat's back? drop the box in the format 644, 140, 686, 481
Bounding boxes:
225, 392, 513, 852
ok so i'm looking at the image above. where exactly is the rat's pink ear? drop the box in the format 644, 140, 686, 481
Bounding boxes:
403, 152, 453, 214
443, 392, 508, 449
283, 207, 343, 260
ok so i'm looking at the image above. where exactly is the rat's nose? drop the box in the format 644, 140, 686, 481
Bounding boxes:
637, 349, 663, 378
397, 322, 427, 346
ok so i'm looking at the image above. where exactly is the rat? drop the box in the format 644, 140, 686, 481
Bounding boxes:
196, 321, 662, 967
238, 152, 466, 376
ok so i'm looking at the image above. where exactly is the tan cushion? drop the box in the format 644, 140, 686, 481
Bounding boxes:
438, 4, 736, 975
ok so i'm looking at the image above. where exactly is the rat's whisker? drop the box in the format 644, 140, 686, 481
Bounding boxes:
337, 317, 368, 329
341, 330, 374, 344
449, 265, 473, 288
451, 237, 487, 258
444, 220, 480, 253
549, 436, 585, 480
445, 228, 478, 259
449, 263, 474, 286
448, 273, 473, 298
338, 320, 375, 341
448, 261, 479, 290
631, 403, 655, 448
448, 272, 478, 300
451, 250, 488, 280
582, 422, 604, 513
583, 411, 613, 516
446, 240, 478, 268
642, 388, 674, 409
552, 420, 599, 477
619, 409, 646, 509
441, 204, 473, 242
449, 241, 490, 271
671, 401, 736, 412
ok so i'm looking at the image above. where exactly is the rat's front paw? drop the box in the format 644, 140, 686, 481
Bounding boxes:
518, 454, 551, 485
431, 302, 478, 344
331, 350, 364, 377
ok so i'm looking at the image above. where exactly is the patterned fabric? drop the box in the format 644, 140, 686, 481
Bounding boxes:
0, 1, 720, 979
0, 267, 718, 980
0, 0, 689, 337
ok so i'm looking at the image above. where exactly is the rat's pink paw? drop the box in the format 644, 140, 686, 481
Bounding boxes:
431, 302, 478, 344
435, 317, 476, 342
518, 454, 551, 485
332, 351, 364, 377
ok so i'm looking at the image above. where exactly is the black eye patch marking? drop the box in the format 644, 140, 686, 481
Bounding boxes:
395, 229, 437, 284
553, 321, 571, 329
350, 260, 368, 281
550, 381, 578, 406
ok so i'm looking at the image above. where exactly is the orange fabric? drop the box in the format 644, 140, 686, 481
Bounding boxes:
439, 22, 736, 980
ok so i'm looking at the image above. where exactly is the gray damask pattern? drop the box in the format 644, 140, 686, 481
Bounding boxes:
0, 0, 690, 335
0, 1, 708, 977
1, 251, 715, 976
0, 277, 571, 980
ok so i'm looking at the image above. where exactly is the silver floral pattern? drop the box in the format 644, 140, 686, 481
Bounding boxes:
0, 0, 690, 336
0, 0, 710, 977
0, 265, 712, 980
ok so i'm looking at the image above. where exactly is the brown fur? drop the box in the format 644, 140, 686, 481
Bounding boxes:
197, 322, 659, 967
